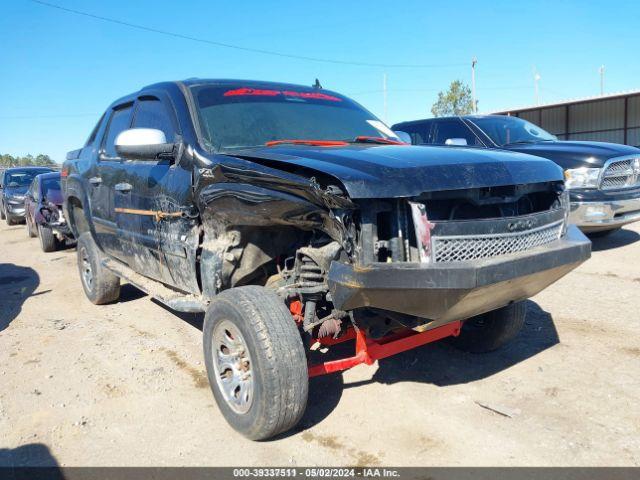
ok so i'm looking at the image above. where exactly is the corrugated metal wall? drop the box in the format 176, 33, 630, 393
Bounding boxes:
502, 93, 640, 146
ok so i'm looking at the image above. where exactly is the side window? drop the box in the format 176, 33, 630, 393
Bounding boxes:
102, 104, 134, 158
432, 120, 481, 146
402, 123, 433, 144
32, 179, 40, 202
85, 112, 106, 147
132, 98, 175, 141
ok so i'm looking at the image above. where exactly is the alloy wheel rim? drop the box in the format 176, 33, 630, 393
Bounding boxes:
211, 320, 254, 414
80, 246, 93, 291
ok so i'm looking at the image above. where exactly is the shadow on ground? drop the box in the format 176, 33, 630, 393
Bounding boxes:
0, 263, 40, 333
119, 283, 149, 303
589, 227, 639, 251
0, 443, 63, 479
286, 300, 558, 436
365, 300, 558, 387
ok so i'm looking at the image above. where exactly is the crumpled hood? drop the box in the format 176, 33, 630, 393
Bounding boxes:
504, 141, 640, 170
232, 144, 563, 199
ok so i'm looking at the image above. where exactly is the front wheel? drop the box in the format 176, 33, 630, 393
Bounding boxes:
4, 205, 17, 226
38, 224, 57, 252
76, 233, 121, 304
26, 215, 37, 238
203, 286, 308, 440
448, 301, 526, 353
0, 202, 5, 220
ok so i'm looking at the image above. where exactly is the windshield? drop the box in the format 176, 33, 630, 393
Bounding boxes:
470, 116, 556, 146
191, 85, 399, 152
5, 170, 51, 188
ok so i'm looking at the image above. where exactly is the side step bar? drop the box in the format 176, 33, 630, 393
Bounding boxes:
102, 258, 207, 313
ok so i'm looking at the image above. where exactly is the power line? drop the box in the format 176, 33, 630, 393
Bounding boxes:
28, 0, 467, 69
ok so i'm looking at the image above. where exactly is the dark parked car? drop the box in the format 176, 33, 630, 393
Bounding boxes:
24, 172, 73, 251
63, 79, 590, 440
0, 167, 55, 225
392, 115, 640, 236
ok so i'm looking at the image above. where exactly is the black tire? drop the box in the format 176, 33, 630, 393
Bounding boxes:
586, 227, 621, 238
5, 205, 17, 225
37, 224, 57, 252
76, 233, 120, 304
203, 285, 308, 440
448, 301, 526, 353
26, 215, 37, 238
0, 202, 5, 220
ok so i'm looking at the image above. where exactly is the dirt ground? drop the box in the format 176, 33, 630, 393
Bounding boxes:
0, 220, 639, 467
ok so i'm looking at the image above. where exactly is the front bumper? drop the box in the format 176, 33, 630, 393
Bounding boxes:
328, 225, 591, 329
569, 197, 640, 231
6, 203, 25, 218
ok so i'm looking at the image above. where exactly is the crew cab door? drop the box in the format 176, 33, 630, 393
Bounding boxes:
112, 94, 200, 293
90, 102, 134, 258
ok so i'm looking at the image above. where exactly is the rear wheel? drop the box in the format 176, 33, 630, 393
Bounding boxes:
76, 233, 120, 304
0, 202, 5, 220
203, 286, 308, 440
37, 224, 57, 252
448, 301, 526, 353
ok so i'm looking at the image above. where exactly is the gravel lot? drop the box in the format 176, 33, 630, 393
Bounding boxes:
0, 220, 639, 467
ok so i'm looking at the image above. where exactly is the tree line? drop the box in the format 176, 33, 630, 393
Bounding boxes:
0, 153, 57, 168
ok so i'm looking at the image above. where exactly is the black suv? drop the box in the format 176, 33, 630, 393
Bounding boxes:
393, 115, 640, 235
1, 166, 55, 225
63, 79, 590, 440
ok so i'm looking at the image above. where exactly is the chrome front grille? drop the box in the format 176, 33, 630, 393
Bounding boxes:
600, 157, 640, 190
432, 220, 563, 263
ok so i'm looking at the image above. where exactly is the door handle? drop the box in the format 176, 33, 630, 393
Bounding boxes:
89, 176, 102, 186
114, 182, 132, 193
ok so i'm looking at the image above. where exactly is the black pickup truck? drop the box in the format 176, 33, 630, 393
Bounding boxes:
392, 115, 640, 235
63, 79, 590, 440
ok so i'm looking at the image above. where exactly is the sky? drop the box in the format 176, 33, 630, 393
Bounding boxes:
1, 0, 640, 163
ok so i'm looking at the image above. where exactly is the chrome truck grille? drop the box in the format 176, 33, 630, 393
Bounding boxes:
431, 220, 563, 263
600, 157, 640, 190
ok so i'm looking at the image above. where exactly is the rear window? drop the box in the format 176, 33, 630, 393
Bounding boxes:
41, 177, 61, 195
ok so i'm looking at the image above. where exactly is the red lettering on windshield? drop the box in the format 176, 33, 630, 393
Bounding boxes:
224, 88, 280, 97
223, 87, 342, 102
281, 91, 341, 102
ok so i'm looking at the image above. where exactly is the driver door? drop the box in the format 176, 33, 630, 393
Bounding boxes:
112, 94, 199, 293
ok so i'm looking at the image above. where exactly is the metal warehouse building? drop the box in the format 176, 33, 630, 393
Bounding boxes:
494, 90, 640, 147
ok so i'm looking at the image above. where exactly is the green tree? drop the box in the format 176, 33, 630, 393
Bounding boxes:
431, 80, 475, 117
35, 154, 55, 166
0, 153, 57, 167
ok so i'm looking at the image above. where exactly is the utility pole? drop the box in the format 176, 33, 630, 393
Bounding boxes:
383, 73, 388, 123
599, 65, 605, 95
533, 68, 541, 105
471, 57, 477, 113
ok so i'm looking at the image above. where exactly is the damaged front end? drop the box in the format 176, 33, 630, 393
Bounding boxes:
38, 201, 72, 239
192, 151, 590, 377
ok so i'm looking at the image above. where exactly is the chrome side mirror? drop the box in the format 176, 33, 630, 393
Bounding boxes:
115, 128, 175, 160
